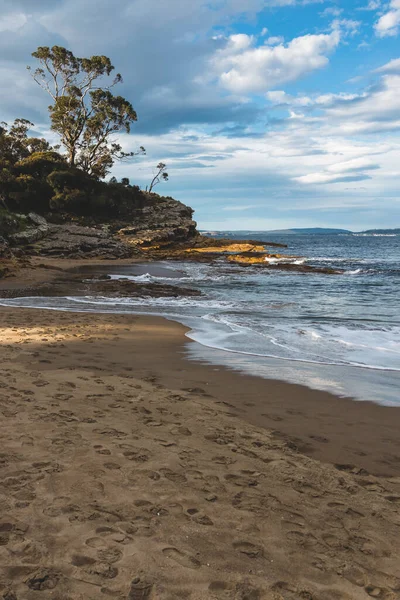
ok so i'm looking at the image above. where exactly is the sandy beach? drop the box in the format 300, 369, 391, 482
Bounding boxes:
0, 306, 400, 600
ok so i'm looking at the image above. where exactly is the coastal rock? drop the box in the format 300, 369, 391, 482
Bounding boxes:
83, 278, 201, 298
118, 195, 197, 247
186, 243, 267, 254
2, 193, 199, 259
33, 224, 136, 259
227, 252, 342, 274
0, 271, 202, 300
9, 224, 49, 246
0, 236, 10, 257
28, 212, 48, 227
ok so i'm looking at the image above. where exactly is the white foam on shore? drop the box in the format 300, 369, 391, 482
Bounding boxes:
1, 293, 399, 371
264, 257, 306, 265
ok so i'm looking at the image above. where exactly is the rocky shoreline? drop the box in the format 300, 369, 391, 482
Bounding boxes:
1, 195, 343, 296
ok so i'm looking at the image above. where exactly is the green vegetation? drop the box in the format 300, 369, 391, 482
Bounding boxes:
0, 46, 168, 224
148, 162, 169, 193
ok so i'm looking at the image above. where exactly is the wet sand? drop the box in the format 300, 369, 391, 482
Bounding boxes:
0, 307, 400, 600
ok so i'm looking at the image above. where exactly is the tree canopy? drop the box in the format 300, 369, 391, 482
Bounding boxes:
0, 46, 170, 221
28, 46, 145, 178
0, 119, 146, 218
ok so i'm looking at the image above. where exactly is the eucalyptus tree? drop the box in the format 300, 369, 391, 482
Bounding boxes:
148, 162, 169, 192
29, 46, 144, 178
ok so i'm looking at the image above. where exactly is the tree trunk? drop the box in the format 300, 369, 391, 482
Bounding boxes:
69, 147, 76, 167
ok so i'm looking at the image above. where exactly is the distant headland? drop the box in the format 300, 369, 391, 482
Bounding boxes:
201, 227, 400, 236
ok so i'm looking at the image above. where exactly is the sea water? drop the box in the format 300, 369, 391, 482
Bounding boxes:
2, 233, 399, 405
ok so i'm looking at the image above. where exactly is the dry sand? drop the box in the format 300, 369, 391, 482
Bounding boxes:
0, 307, 400, 600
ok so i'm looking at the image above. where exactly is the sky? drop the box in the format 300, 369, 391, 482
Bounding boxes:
0, 0, 400, 230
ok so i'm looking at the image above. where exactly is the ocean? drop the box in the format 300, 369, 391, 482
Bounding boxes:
2, 233, 399, 406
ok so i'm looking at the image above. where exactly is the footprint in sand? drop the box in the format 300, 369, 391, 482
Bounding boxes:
170, 426, 192, 436
160, 468, 187, 484
162, 547, 201, 569
128, 577, 153, 600
97, 547, 123, 564
19, 435, 34, 447
85, 537, 110, 549
104, 462, 122, 470
94, 445, 112, 455
83, 562, 119, 580
261, 413, 284, 422
27, 570, 61, 591
71, 554, 97, 567
123, 449, 150, 463
233, 541, 264, 559
286, 530, 319, 549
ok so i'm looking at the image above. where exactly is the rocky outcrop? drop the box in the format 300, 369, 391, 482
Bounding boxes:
9, 224, 49, 245
0, 236, 11, 258
5, 213, 49, 246
33, 224, 136, 259
0, 269, 202, 299
2, 195, 198, 259
81, 278, 201, 298
118, 195, 197, 247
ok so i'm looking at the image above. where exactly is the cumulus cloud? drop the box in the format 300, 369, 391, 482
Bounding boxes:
213, 29, 341, 94
374, 56, 400, 73
0, 0, 267, 130
374, 0, 400, 36
322, 75, 400, 134
265, 67, 400, 137
266, 89, 361, 107
264, 36, 285, 45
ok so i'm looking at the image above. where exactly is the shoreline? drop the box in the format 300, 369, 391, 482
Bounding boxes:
2, 306, 400, 478
1, 306, 400, 598
1, 257, 400, 478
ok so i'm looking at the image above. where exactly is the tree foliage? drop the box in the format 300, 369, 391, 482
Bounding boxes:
0, 46, 171, 221
148, 162, 169, 193
0, 118, 146, 218
28, 46, 145, 178
0, 118, 51, 166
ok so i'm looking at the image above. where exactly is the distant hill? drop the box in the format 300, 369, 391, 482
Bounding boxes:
200, 228, 352, 237
360, 229, 400, 234
262, 228, 352, 235
201, 227, 399, 237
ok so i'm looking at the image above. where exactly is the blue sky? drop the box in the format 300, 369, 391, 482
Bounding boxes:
0, 0, 399, 230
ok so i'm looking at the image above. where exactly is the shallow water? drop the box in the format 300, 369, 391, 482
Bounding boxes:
2, 233, 399, 405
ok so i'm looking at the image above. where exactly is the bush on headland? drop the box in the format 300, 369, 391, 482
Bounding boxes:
0, 122, 147, 224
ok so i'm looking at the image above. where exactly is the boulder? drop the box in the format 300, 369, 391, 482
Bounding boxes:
9, 224, 49, 246
28, 212, 48, 227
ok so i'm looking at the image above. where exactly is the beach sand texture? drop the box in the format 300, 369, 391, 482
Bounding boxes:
0, 308, 400, 599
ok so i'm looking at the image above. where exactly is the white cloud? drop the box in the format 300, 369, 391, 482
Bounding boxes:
213, 29, 341, 94
322, 74, 400, 133
358, 0, 381, 10
332, 18, 361, 35
266, 69, 400, 137
295, 158, 380, 184
266, 89, 360, 107
374, 56, 400, 73
0, 12, 27, 31
265, 35, 284, 45
320, 7, 343, 17
374, 0, 400, 37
